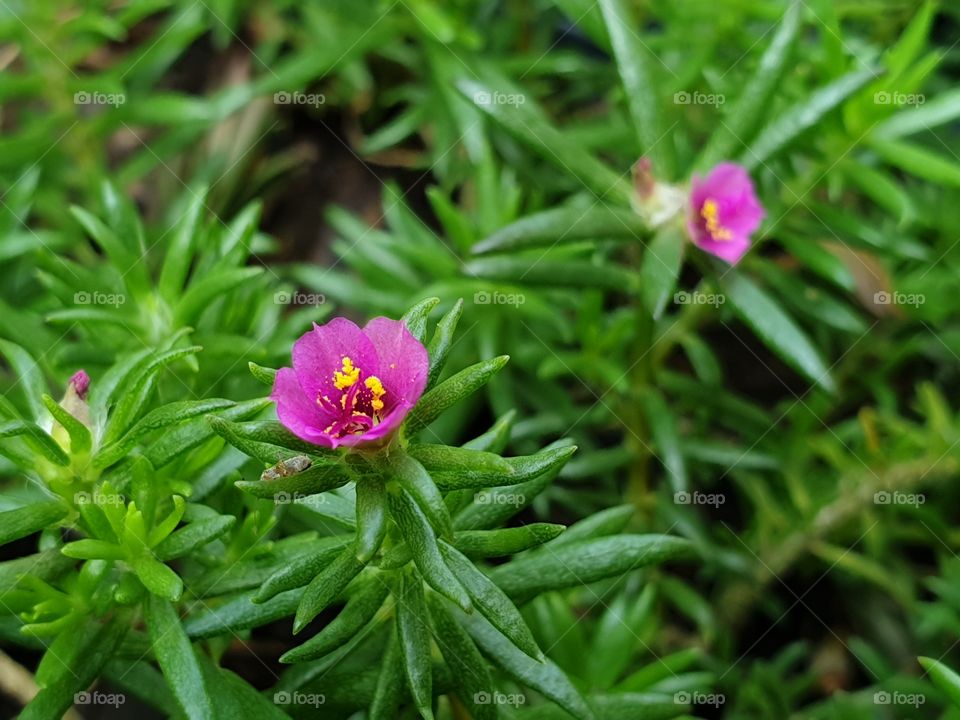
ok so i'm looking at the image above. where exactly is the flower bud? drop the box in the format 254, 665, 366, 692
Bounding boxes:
60, 369, 91, 429
630, 157, 687, 228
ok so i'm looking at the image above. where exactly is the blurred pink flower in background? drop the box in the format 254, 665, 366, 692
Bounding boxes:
687, 162, 765, 265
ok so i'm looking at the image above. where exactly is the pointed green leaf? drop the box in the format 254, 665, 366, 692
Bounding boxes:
719, 272, 835, 391
457, 78, 631, 204
873, 88, 960, 140
426, 592, 496, 720
886, 0, 937, 77
619, 647, 702, 691
457, 608, 595, 720
235, 461, 353, 500
94, 399, 235, 468
0, 549, 72, 589
370, 626, 405, 720
35, 619, 90, 688
256, 536, 354, 603
588, 586, 656, 686
185, 589, 301, 639
174, 267, 264, 326
465, 257, 640, 292
89, 346, 152, 428
389, 487, 471, 612
426, 299, 464, 387
639, 389, 687, 493
356, 477, 389, 562
248, 362, 277, 386
473, 206, 648, 255
871, 137, 960, 187
743, 67, 877, 169
490, 534, 692, 603
841, 161, 916, 226
41, 394, 91, 455
0, 420, 69, 466
697, 1, 802, 170
920, 656, 960, 709
639, 225, 684, 319
454, 444, 576, 530
393, 453, 453, 539
145, 398, 270, 468
549, 505, 634, 547
219, 199, 262, 257
146, 595, 213, 720
77, 498, 118, 544
294, 544, 365, 633
61, 539, 125, 560
135, 557, 183, 601
454, 524, 566, 558
104, 345, 204, 444
598, 0, 675, 178
146, 496, 187, 547
397, 571, 434, 720
440, 541, 542, 660
0, 340, 45, 422
405, 356, 509, 435
281, 580, 389, 663
429, 444, 575, 491
463, 410, 516, 453
70, 206, 143, 286
209, 417, 338, 462
0, 502, 67, 547
159, 189, 208, 301
207, 415, 300, 464
402, 297, 440, 343
123, 503, 149, 547
21, 613, 129, 720
154, 515, 236, 561
409, 444, 513, 476
194, 651, 290, 720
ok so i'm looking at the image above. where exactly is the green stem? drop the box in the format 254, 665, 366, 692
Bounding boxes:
625, 301, 653, 513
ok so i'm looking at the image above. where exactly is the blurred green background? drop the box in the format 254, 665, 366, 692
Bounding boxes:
3, 0, 960, 718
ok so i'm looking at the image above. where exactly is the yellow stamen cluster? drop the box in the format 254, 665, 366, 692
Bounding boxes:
365, 376, 385, 412
326, 356, 386, 418
333, 356, 360, 389
701, 198, 733, 241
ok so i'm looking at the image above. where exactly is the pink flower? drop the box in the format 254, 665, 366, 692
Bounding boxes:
271, 317, 429, 449
687, 162, 765, 265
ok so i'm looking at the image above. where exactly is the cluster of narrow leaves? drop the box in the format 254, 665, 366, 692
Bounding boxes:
0, 296, 691, 720
194, 299, 693, 719
0, 340, 266, 718
3, 1, 960, 718
270, 2, 960, 715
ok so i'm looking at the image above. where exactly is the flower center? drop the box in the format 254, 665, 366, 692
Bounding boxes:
317, 356, 387, 438
701, 198, 733, 242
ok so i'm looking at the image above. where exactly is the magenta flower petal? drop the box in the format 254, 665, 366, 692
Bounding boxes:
271, 315, 430, 449
362, 317, 429, 411
272, 368, 336, 446
687, 162, 765, 265
292, 318, 378, 404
